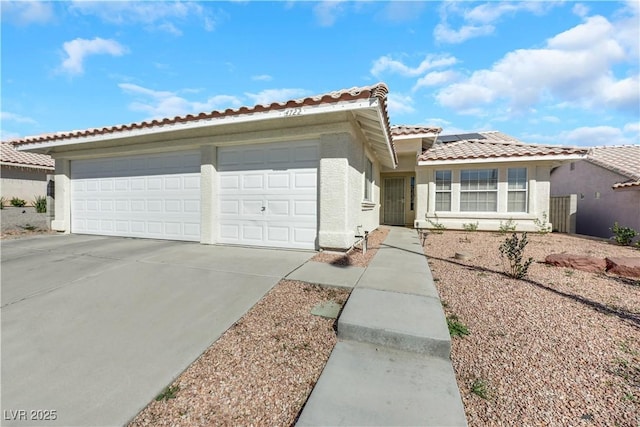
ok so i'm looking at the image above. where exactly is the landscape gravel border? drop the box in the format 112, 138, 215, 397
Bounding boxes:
423, 230, 639, 427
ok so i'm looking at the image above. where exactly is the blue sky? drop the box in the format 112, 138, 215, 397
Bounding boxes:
1, 1, 639, 147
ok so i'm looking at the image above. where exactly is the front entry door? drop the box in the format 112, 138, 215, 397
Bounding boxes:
383, 177, 405, 225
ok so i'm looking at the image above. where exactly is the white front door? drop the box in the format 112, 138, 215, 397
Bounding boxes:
71, 151, 201, 241
218, 141, 319, 249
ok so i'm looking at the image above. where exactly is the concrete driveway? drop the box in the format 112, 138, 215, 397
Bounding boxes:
1, 234, 313, 427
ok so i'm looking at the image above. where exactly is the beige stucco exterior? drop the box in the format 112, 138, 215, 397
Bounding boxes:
413, 161, 554, 232
1, 166, 51, 206
551, 160, 640, 238
42, 111, 385, 251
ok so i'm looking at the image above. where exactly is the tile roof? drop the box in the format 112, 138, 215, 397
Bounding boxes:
585, 145, 640, 189
418, 131, 588, 162
9, 83, 393, 147
1, 142, 54, 169
391, 125, 442, 136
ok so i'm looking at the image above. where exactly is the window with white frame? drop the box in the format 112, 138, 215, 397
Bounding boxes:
460, 169, 498, 212
435, 170, 452, 211
364, 157, 373, 201
507, 167, 528, 212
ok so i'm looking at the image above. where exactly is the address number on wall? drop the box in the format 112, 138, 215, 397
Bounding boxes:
283, 108, 302, 116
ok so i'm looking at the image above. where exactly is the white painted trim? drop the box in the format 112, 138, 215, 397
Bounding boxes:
417, 154, 585, 166
16, 99, 379, 152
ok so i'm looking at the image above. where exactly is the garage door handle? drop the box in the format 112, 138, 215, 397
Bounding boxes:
261, 206, 266, 211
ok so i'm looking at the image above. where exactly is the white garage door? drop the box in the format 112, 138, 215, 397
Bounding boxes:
71, 151, 201, 241
218, 141, 318, 249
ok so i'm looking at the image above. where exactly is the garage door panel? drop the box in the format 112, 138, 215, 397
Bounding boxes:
71, 151, 201, 242
218, 141, 318, 249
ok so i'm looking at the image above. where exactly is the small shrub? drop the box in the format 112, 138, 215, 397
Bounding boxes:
610, 222, 638, 246
447, 314, 470, 338
463, 221, 479, 232
499, 218, 516, 234
10, 197, 26, 207
0, 196, 5, 209
499, 232, 534, 279
33, 195, 47, 213
533, 212, 551, 234
155, 384, 180, 401
471, 378, 490, 399
426, 213, 446, 234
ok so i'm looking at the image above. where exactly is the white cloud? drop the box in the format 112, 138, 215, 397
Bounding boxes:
244, 89, 310, 106
435, 1, 559, 44
434, 23, 494, 44
68, 1, 220, 34
560, 126, 637, 146
0, 111, 37, 124
119, 83, 243, 119
572, 3, 589, 18
413, 70, 460, 90
313, 1, 346, 27
1, 1, 54, 25
371, 54, 457, 77
60, 37, 128, 75
251, 74, 273, 82
623, 122, 640, 135
378, 2, 426, 23
386, 93, 415, 116
435, 13, 640, 115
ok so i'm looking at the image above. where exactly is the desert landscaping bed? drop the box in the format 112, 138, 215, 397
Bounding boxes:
129, 280, 350, 427
423, 230, 639, 427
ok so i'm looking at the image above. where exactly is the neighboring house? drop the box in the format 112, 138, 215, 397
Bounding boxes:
11, 84, 395, 250
388, 131, 587, 232
550, 145, 640, 238
1, 141, 54, 206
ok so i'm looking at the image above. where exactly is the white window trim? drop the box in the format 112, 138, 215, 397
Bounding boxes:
435, 170, 452, 212
364, 157, 373, 202
507, 167, 528, 213
460, 168, 498, 212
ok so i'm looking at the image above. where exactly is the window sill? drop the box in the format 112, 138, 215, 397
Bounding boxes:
361, 201, 376, 210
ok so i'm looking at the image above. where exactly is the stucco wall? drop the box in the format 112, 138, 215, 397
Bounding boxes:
414, 161, 553, 232
46, 122, 384, 249
551, 160, 640, 238
1, 166, 50, 206
318, 131, 381, 250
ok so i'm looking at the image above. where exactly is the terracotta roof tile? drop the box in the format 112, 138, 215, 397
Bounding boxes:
391, 125, 442, 136
418, 131, 587, 162
1, 142, 54, 169
9, 83, 392, 147
584, 145, 640, 189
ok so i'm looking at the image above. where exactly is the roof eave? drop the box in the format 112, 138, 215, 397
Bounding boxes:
1, 161, 54, 170
16, 98, 381, 153
417, 153, 586, 166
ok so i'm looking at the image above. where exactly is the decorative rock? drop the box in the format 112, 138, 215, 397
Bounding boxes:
605, 257, 640, 278
544, 254, 607, 273
455, 251, 473, 261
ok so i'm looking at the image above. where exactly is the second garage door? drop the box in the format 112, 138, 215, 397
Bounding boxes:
218, 141, 319, 249
71, 151, 201, 241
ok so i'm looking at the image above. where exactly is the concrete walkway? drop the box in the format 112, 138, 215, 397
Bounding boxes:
295, 227, 468, 426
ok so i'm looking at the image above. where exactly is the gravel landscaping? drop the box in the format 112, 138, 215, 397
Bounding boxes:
129, 280, 350, 427
423, 230, 639, 427
1, 206, 53, 239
